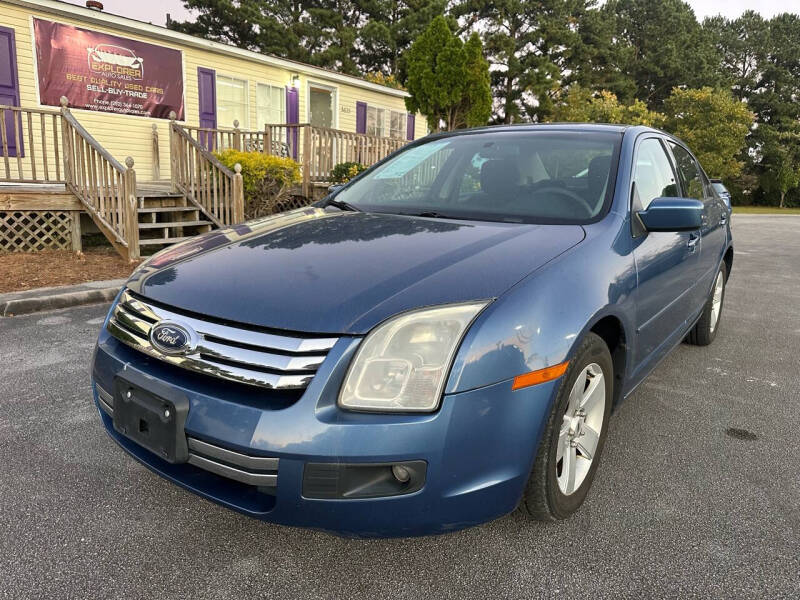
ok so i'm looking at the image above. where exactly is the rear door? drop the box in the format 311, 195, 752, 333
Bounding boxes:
0, 26, 21, 158
631, 136, 700, 371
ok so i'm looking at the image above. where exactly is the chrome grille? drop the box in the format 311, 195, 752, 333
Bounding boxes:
107, 289, 338, 389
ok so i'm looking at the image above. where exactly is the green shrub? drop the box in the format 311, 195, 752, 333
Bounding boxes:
215, 149, 301, 218
330, 162, 367, 184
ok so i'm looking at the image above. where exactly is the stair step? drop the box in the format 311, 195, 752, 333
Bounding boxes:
138, 220, 211, 229
138, 206, 199, 214
139, 236, 194, 246
137, 191, 184, 198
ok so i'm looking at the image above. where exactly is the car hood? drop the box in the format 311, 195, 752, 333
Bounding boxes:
127, 208, 584, 334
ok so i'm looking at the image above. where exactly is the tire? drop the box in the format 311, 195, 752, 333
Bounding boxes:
686, 262, 727, 346
521, 332, 613, 521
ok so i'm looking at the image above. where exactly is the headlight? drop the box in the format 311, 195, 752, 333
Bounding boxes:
339, 302, 489, 413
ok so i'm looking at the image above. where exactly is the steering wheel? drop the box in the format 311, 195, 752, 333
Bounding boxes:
533, 186, 595, 217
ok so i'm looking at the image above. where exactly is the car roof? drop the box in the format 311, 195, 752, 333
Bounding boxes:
417, 123, 688, 147
430, 123, 629, 136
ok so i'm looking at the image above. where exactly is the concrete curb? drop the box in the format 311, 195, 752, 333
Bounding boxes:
0, 279, 126, 317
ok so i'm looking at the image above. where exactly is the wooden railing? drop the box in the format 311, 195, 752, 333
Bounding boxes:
0, 104, 64, 183
60, 99, 139, 260
169, 121, 244, 226
306, 126, 406, 182
183, 121, 300, 158
183, 121, 409, 197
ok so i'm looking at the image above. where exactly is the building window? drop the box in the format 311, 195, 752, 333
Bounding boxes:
366, 106, 386, 137
390, 110, 406, 139
216, 74, 248, 128
256, 83, 285, 128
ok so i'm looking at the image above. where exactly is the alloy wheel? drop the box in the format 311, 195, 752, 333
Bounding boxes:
557, 363, 606, 496
709, 270, 724, 333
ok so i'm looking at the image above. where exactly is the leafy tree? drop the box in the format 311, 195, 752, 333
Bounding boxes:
363, 72, 404, 89
357, 1, 450, 81
749, 13, 800, 126
550, 86, 665, 127
703, 11, 769, 101
597, 0, 723, 107
404, 17, 491, 130
169, 0, 361, 74
567, 6, 638, 102
663, 87, 754, 181
758, 126, 800, 208
451, 0, 589, 123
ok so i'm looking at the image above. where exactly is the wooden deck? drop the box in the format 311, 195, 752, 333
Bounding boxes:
0, 183, 79, 210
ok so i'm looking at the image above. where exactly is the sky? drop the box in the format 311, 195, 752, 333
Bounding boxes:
64, 0, 796, 28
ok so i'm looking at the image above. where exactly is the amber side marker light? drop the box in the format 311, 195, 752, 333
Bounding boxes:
512, 361, 570, 391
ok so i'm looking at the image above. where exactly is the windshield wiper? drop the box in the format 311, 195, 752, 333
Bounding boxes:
323, 198, 362, 212
407, 211, 461, 220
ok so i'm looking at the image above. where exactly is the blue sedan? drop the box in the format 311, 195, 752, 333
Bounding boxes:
91, 124, 732, 537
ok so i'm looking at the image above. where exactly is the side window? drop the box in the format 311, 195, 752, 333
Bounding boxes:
632, 138, 679, 210
669, 143, 704, 200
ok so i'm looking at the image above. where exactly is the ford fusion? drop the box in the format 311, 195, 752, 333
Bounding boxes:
92, 124, 732, 537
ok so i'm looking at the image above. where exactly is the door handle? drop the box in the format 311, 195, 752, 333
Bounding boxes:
720, 214, 728, 225
688, 233, 700, 251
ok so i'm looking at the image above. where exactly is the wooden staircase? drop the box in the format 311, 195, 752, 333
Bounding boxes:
1, 100, 242, 261
135, 184, 215, 255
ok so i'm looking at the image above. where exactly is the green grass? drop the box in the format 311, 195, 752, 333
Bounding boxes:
732, 205, 800, 215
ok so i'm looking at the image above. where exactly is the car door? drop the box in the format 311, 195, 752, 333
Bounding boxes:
630, 136, 701, 370
667, 142, 727, 309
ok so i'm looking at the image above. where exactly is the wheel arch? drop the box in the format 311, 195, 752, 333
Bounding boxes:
723, 244, 733, 278
586, 314, 628, 408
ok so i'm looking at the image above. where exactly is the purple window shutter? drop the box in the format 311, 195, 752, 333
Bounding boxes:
356, 101, 367, 134
406, 114, 415, 141
0, 26, 22, 158
286, 86, 299, 160
197, 67, 216, 150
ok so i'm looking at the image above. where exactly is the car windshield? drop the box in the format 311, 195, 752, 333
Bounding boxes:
334, 130, 622, 224
712, 182, 727, 194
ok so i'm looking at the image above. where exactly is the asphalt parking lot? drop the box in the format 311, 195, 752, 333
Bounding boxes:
1, 215, 798, 599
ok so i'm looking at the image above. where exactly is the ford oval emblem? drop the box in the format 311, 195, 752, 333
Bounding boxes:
150, 321, 194, 355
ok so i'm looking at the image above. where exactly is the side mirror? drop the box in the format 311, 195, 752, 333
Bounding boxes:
637, 197, 703, 232
327, 184, 344, 195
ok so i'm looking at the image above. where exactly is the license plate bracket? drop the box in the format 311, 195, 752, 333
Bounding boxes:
112, 372, 190, 464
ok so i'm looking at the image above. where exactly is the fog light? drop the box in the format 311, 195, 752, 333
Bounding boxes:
392, 464, 410, 483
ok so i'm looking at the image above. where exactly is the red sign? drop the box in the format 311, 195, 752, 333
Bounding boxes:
33, 19, 185, 120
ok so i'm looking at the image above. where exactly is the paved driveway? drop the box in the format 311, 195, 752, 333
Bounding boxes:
1, 215, 798, 599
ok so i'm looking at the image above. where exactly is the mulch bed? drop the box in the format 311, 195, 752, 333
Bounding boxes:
0, 248, 139, 294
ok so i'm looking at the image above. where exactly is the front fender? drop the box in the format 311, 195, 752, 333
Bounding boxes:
446, 216, 637, 394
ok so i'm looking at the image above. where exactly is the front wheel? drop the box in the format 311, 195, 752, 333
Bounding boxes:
687, 262, 727, 346
521, 332, 613, 521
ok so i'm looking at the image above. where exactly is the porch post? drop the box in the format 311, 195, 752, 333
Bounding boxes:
232, 162, 244, 223
124, 156, 140, 261
151, 124, 160, 181
168, 111, 177, 193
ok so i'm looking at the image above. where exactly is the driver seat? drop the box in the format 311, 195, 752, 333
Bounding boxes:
480, 160, 520, 200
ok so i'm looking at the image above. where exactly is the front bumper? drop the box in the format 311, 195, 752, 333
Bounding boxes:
92, 327, 559, 537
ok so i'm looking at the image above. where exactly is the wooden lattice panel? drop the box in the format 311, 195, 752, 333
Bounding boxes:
274, 195, 316, 213
0, 210, 74, 253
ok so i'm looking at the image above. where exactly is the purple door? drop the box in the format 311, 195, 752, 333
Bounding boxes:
286, 86, 299, 160
0, 26, 22, 158
197, 67, 216, 150
355, 101, 367, 134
